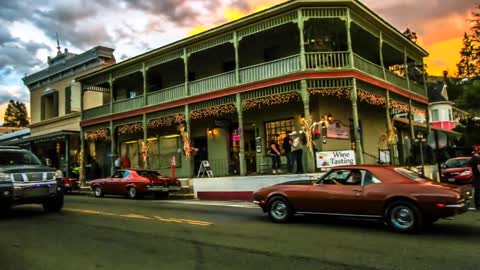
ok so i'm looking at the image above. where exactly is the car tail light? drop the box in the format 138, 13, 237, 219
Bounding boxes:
460, 171, 471, 176
436, 203, 446, 208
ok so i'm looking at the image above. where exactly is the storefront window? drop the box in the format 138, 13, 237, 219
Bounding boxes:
265, 119, 295, 152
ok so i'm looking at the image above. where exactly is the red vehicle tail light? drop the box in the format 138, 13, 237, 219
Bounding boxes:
436, 203, 446, 208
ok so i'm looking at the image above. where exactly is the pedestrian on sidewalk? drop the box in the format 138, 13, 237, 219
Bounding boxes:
469, 147, 480, 210
290, 131, 304, 174
283, 132, 293, 173
269, 135, 282, 174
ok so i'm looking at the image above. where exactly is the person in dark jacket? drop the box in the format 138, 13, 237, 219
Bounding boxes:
269, 135, 282, 174
282, 132, 293, 173
469, 148, 480, 209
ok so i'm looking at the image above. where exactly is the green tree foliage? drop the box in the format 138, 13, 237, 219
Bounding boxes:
457, 80, 480, 113
457, 33, 479, 78
2, 100, 30, 127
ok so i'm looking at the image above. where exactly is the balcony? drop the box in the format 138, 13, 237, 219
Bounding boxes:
83, 51, 426, 121
113, 96, 144, 114
148, 84, 185, 105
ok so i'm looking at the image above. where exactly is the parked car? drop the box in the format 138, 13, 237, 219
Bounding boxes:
63, 177, 80, 193
253, 165, 472, 233
90, 169, 182, 199
0, 146, 64, 213
441, 157, 472, 185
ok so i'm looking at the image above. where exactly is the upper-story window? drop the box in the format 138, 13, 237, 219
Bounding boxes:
41, 88, 59, 120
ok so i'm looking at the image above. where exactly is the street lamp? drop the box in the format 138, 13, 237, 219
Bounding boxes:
415, 132, 426, 175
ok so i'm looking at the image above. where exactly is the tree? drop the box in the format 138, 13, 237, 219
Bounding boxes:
402, 28, 418, 43
457, 33, 479, 78
2, 100, 30, 127
457, 79, 480, 113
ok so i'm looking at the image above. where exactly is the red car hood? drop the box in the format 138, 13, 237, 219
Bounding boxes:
442, 167, 471, 174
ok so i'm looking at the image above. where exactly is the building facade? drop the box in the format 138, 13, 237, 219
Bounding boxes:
11, 46, 116, 178
78, 0, 429, 179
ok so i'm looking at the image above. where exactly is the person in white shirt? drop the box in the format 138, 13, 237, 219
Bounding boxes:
290, 131, 304, 174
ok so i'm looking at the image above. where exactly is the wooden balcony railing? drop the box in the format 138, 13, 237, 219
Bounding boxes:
306, 51, 350, 69
147, 84, 185, 105
189, 71, 236, 96
113, 96, 144, 114
353, 54, 384, 79
83, 104, 110, 120
239, 54, 300, 84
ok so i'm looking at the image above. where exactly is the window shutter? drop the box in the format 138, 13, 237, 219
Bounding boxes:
41, 95, 45, 120
65, 86, 71, 114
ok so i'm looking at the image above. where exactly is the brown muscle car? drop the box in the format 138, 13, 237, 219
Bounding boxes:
90, 169, 181, 199
253, 166, 472, 233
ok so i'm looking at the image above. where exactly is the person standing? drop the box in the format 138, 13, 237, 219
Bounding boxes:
283, 132, 293, 173
290, 131, 304, 174
469, 147, 480, 210
114, 155, 121, 172
269, 136, 282, 174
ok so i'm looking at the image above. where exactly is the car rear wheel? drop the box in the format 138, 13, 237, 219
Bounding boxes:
267, 196, 293, 223
93, 186, 103, 198
385, 200, 423, 233
127, 187, 137, 199
43, 193, 64, 213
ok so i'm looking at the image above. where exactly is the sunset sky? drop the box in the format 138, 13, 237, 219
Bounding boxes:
0, 0, 476, 122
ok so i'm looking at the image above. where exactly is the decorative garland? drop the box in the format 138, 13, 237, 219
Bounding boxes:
308, 87, 350, 99
148, 114, 185, 129
389, 100, 409, 113
357, 90, 386, 106
84, 128, 110, 141
243, 92, 300, 111
412, 107, 426, 117
191, 104, 236, 119
140, 141, 148, 167
117, 122, 144, 135
178, 123, 192, 160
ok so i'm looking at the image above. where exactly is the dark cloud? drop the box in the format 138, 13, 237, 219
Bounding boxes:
361, 0, 474, 30
123, 0, 201, 27
0, 42, 48, 73
0, 25, 15, 45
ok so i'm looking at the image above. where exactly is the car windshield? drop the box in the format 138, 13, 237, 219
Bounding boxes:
394, 168, 429, 181
444, 159, 470, 168
136, 170, 162, 177
0, 150, 42, 166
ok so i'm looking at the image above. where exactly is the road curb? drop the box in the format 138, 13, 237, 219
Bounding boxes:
67, 188, 195, 200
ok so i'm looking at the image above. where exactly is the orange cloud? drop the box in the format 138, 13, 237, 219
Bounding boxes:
423, 38, 463, 77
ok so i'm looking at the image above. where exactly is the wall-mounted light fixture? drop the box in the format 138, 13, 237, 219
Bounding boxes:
207, 128, 214, 137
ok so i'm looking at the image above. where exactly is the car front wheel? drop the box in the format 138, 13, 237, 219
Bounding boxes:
93, 186, 104, 198
127, 187, 137, 199
385, 200, 423, 233
267, 196, 293, 223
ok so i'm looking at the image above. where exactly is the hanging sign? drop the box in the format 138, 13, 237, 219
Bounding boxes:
316, 150, 356, 168
326, 121, 350, 139
197, 160, 214, 178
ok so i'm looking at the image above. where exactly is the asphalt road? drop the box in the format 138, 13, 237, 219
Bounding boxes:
0, 195, 479, 270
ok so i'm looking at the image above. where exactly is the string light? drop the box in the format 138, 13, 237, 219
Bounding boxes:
117, 122, 143, 135
357, 89, 386, 106
191, 104, 236, 119
84, 128, 110, 141
243, 92, 300, 111
389, 100, 409, 112
308, 87, 350, 99
148, 114, 185, 129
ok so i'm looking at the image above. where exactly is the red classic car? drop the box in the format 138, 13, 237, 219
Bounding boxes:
441, 157, 472, 184
90, 169, 181, 199
254, 165, 472, 233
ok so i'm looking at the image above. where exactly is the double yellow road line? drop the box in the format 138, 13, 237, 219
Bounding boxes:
64, 208, 213, 226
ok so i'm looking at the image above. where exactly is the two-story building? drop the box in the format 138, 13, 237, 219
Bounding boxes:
78, 0, 430, 179
4, 46, 116, 178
